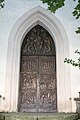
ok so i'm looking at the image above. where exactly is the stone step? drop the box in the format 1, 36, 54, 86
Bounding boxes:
0, 113, 78, 120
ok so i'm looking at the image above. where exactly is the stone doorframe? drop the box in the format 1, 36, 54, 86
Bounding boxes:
5, 6, 72, 112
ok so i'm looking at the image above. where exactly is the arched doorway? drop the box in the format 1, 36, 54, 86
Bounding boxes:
5, 6, 71, 112
18, 25, 57, 112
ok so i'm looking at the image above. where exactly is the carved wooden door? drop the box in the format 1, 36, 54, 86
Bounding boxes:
18, 25, 57, 112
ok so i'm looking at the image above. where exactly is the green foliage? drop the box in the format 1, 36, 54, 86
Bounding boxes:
40, 0, 65, 13
41, 0, 80, 34
40, 0, 80, 69
0, 0, 5, 9
0, 95, 5, 100
75, 27, 80, 34
72, 0, 80, 19
64, 50, 80, 69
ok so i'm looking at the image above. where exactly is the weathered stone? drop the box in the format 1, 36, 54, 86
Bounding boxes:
74, 98, 80, 117
0, 114, 5, 120
0, 113, 78, 120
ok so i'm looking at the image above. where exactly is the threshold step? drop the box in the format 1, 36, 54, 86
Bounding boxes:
0, 112, 78, 120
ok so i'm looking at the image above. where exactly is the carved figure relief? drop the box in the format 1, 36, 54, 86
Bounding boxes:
18, 25, 57, 112
21, 25, 55, 55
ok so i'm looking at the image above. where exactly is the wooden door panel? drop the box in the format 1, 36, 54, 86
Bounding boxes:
39, 56, 56, 74
39, 56, 57, 112
18, 25, 57, 112
18, 56, 38, 112
39, 74, 56, 90
39, 90, 57, 112
21, 56, 38, 72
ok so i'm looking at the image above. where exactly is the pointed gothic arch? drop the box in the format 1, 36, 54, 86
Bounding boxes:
5, 6, 71, 112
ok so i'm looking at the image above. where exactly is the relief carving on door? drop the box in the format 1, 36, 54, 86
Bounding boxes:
18, 25, 57, 112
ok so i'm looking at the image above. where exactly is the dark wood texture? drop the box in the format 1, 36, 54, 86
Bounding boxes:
18, 25, 57, 112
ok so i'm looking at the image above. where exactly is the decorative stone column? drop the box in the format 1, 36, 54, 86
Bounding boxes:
74, 92, 80, 118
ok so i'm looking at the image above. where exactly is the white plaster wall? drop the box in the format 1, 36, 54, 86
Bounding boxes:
0, 0, 80, 112
55, 0, 80, 112
0, 0, 47, 111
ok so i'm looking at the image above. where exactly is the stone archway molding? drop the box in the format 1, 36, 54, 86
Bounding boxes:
5, 6, 71, 112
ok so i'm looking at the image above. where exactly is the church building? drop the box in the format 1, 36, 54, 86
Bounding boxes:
0, 0, 80, 114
